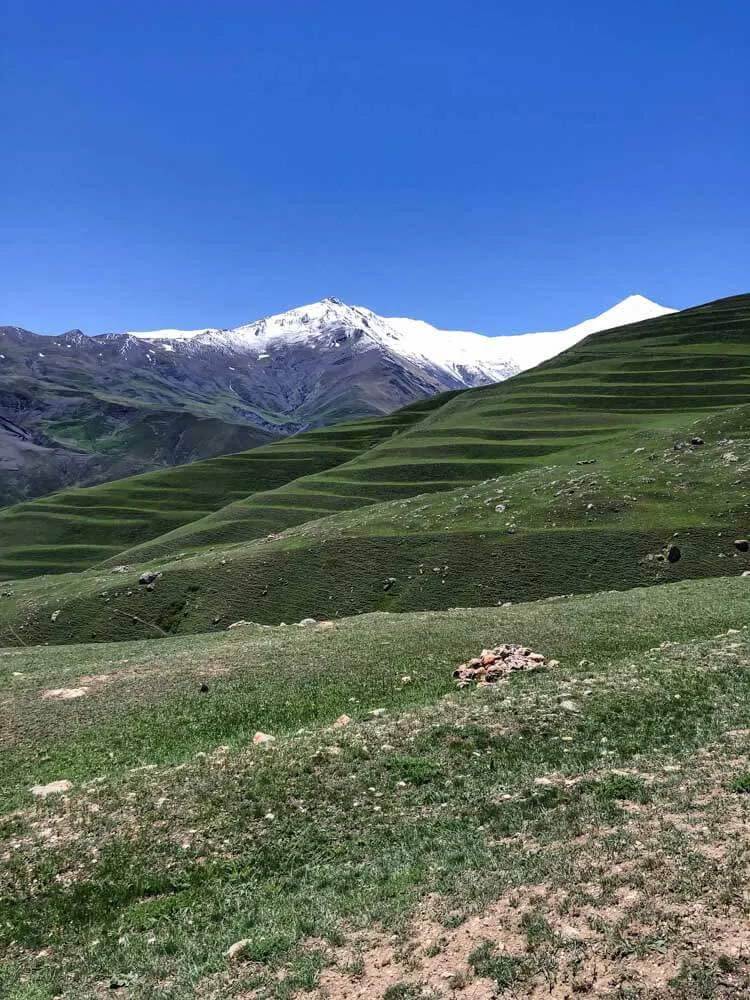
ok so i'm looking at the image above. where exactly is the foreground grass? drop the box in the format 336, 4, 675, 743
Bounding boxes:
1, 578, 749, 998
2, 576, 750, 810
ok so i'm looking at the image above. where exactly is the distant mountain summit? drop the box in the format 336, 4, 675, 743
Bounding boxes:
0, 294, 674, 504
125, 294, 675, 389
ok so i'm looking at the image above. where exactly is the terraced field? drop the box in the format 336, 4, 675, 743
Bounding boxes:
0, 294, 748, 647
105, 293, 750, 569
0, 393, 456, 579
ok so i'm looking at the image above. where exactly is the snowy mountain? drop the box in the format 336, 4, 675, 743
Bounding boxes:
126, 294, 675, 389
1, 294, 674, 504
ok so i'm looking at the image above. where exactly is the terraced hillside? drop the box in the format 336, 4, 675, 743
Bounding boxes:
0, 294, 747, 646
0, 393, 456, 580
2, 402, 748, 646
107, 292, 750, 568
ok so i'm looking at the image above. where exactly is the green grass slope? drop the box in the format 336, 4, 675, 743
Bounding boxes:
0, 393, 456, 580
0, 293, 748, 645
105, 292, 750, 569
2, 578, 749, 997
1, 403, 748, 647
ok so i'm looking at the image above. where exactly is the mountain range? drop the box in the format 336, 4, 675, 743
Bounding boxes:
0, 293, 673, 505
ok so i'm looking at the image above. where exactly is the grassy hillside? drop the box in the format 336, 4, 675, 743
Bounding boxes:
2, 294, 747, 586
2, 577, 749, 998
0, 293, 747, 647
2, 295, 750, 999
102, 292, 750, 569
0, 355, 277, 505
1, 402, 747, 647
0, 393, 456, 580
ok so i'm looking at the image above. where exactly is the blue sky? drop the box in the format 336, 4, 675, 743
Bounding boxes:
3, 0, 748, 336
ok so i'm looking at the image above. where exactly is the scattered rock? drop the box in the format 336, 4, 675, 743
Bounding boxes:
138, 570, 161, 585
400, 675, 412, 684
41, 687, 88, 701
734, 539, 749, 553
742, 570, 750, 578
199, 683, 209, 694
560, 699, 582, 713
296, 618, 318, 627
576, 459, 597, 465
333, 714, 352, 728
370, 708, 387, 718
227, 620, 251, 629
382, 577, 397, 591
31, 779, 72, 797
110, 565, 130, 574
226, 939, 251, 962
665, 544, 681, 563
252, 732, 275, 745
453, 644, 551, 687
50, 609, 61, 621
691, 437, 704, 446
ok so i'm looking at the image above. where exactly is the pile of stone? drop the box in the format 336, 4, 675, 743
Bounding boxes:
453, 643, 554, 687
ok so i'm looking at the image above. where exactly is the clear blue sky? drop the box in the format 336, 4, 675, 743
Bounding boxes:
3, 0, 748, 335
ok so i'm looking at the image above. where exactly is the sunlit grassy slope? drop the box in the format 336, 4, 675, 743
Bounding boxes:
0, 401, 748, 647
0, 393, 456, 580
104, 292, 750, 568
3, 294, 749, 584
0, 293, 747, 647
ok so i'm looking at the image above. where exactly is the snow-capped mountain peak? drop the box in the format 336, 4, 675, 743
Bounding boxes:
124, 294, 675, 389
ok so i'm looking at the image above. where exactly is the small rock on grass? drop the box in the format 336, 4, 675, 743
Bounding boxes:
252, 732, 275, 745
370, 708, 387, 718
333, 714, 352, 727
41, 687, 88, 701
453, 643, 552, 687
560, 699, 582, 713
226, 939, 251, 962
31, 780, 72, 797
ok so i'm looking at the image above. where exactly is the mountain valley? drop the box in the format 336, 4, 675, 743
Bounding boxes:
2, 292, 749, 1000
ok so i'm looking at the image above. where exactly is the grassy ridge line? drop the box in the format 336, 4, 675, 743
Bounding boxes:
1, 576, 749, 997
0, 393, 457, 580
104, 294, 750, 569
